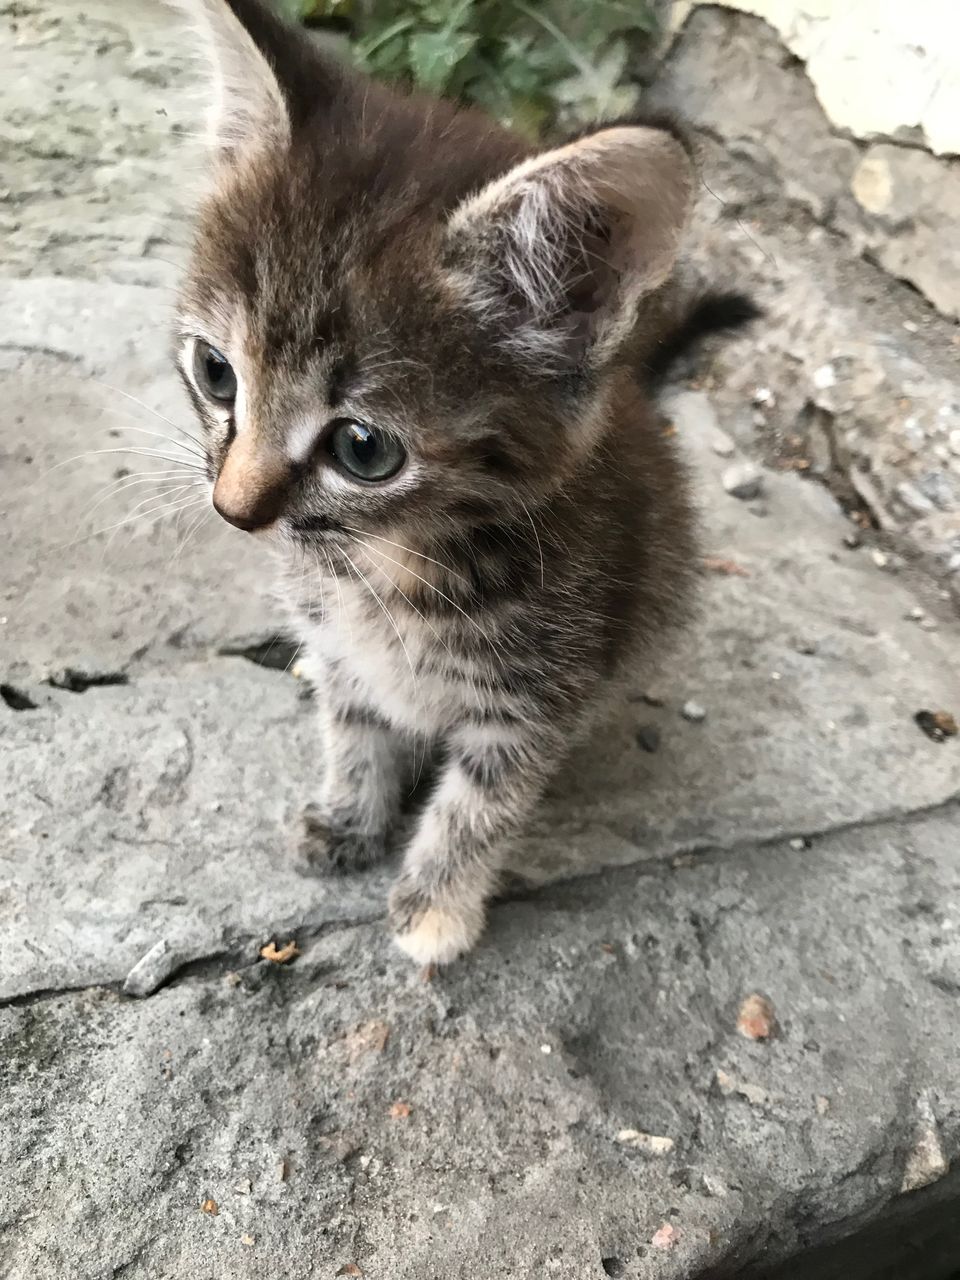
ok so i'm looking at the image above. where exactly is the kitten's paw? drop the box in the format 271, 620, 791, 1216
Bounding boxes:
388, 880, 485, 966
297, 805, 386, 875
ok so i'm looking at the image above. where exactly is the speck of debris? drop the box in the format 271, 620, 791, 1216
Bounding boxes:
616, 1129, 675, 1155
871, 549, 889, 569
789, 836, 811, 851
842, 531, 862, 549
336, 1266, 363, 1277
906, 606, 926, 621
915, 710, 958, 743
640, 691, 666, 707
234, 1178, 252, 1195
795, 639, 819, 655
635, 725, 661, 754
200, 1198, 219, 1216
259, 939, 299, 964
680, 700, 707, 723
737, 993, 777, 1040
651, 1222, 680, 1250
240, 1234, 255, 1247
816, 1095, 831, 1116
540, 1043, 552, 1055
389, 1100, 412, 1119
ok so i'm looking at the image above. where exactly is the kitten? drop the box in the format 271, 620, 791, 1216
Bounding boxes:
170, 0, 756, 966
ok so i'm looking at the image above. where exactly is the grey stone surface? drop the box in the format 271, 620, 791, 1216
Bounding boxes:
653, 6, 960, 596
2, 2, 960, 1277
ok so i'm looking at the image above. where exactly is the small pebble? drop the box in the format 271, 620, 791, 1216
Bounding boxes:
915, 710, 958, 743
616, 1130, 675, 1155
871, 549, 889, 569
680, 700, 706, 723
906, 606, 926, 621
651, 1223, 680, 1250
919, 618, 938, 632
795, 639, 818, 655
122, 939, 184, 999
752, 386, 774, 407
635, 725, 661, 754
722, 461, 764, 501
737, 993, 777, 1040
813, 362, 836, 390
540, 1043, 552, 1055
842, 531, 862, 550
789, 837, 811, 851
710, 426, 735, 457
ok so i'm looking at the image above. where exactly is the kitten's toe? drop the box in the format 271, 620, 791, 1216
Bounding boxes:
388, 880, 485, 966
298, 805, 386, 875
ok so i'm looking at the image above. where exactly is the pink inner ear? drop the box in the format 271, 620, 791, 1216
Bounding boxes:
447, 124, 693, 365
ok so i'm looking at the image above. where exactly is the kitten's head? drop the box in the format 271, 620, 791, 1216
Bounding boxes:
173, 0, 694, 549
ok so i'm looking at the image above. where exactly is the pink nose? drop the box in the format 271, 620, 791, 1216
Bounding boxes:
212, 482, 287, 532
212, 436, 290, 533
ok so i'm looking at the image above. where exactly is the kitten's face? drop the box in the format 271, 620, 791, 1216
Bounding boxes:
173, 0, 692, 555
177, 151, 582, 552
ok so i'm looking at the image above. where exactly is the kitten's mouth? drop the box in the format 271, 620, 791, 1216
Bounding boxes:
286, 514, 345, 538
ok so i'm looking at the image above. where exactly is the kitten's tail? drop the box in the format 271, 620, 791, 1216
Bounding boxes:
643, 291, 761, 388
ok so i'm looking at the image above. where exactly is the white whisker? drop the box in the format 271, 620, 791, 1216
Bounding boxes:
341, 525, 468, 585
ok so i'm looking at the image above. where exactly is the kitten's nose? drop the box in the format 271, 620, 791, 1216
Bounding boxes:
213, 435, 289, 533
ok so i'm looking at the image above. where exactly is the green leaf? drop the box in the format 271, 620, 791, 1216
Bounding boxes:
290, 0, 657, 130
408, 29, 479, 92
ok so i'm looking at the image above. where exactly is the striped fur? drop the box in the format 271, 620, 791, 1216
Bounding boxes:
169, 0, 754, 964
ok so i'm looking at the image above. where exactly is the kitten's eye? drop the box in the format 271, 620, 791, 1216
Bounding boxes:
327, 419, 406, 482
193, 341, 237, 404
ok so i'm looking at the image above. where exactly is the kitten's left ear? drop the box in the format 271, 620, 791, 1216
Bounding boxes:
447, 124, 694, 367
168, 0, 335, 158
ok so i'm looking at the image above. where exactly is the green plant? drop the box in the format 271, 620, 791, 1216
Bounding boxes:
278, 0, 656, 136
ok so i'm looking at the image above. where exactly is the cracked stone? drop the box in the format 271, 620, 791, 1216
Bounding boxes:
3, 2, 960, 1277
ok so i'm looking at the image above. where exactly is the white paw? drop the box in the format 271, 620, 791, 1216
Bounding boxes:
392, 901, 485, 967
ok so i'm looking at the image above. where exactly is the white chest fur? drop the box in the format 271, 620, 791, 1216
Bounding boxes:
293, 572, 489, 737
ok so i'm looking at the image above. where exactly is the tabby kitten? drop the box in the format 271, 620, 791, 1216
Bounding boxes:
170, 0, 753, 965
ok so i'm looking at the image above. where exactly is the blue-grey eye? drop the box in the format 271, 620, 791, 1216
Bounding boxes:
328, 419, 406, 482
193, 340, 237, 404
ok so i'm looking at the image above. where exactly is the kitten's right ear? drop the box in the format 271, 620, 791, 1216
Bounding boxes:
168, 0, 325, 157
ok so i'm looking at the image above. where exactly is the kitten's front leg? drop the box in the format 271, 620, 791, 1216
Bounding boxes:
299, 686, 404, 875
388, 720, 557, 965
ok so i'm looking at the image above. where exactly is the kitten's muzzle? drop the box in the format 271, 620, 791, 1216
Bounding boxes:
212, 435, 290, 533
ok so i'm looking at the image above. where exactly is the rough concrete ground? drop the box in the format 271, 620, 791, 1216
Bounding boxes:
2, 3, 960, 1278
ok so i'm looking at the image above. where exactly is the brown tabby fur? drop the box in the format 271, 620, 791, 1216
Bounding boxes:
169, 0, 756, 965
